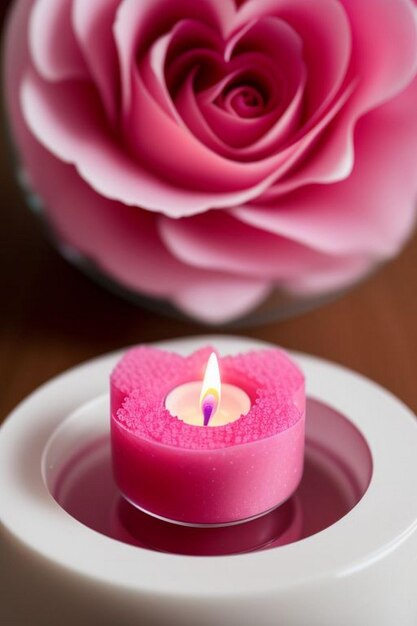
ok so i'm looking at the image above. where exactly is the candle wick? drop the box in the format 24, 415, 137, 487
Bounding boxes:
202, 396, 216, 427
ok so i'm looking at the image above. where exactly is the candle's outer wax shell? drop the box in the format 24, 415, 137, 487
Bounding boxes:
111, 415, 304, 525
111, 346, 305, 525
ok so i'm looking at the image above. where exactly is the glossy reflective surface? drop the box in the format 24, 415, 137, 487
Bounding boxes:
53, 399, 372, 556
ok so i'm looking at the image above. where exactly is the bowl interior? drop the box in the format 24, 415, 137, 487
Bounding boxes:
43, 395, 372, 556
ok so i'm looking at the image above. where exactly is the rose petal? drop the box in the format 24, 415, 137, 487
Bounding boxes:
174, 62, 305, 160
114, 0, 237, 116
22, 147, 265, 306
159, 18, 222, 93
51, 168, 269, 324
128, 54, 354, 196
158, 212, 366, 280
140, 19, 220, 123
342, 0, 417, 111
23, 141, 269, 323
171, 279, 270, 325
191, 17, 306, 151
175, 62, 282, 153
21, 69, 281, 216
235, 0, 352, 122
129, 63, 286, 191
29, 0, 89, 81
235, 77, 417, 258
262, 110, 357, 196
173, 67, 234, 155
196, 45, 305, 152
260, 0, 417, 194
72, 0, 121, 124
285, 256, 371, 296
220, 16, 307, 151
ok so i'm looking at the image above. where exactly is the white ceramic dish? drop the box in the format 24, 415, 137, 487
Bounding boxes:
1, 335, 417, 625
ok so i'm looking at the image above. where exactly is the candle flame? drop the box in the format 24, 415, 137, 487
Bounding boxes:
200, 352, 221, 426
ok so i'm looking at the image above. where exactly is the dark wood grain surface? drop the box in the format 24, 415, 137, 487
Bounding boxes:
1, 1, 416, 422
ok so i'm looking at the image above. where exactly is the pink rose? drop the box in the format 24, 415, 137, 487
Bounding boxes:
5, 0, 417, 323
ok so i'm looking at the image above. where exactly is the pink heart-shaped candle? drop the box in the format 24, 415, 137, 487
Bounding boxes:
111, 346, 305, 525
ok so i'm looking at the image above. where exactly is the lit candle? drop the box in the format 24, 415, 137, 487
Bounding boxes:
111, 346, 305, 526
165, 353, 251, 427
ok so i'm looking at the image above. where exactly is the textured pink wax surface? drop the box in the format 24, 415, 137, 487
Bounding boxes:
111, 346, 305, 524
112, 346, 304, 448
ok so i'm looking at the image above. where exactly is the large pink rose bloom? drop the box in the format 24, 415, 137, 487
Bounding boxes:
4, 0, 417, 323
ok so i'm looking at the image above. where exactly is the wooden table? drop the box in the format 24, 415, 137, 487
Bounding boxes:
1, 1, 416, 423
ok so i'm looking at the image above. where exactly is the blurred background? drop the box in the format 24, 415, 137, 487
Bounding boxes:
1, 0, 416, 421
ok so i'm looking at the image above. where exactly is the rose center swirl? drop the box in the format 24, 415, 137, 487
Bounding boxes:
135, 16, 308, 156
218, 83, 268, 119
